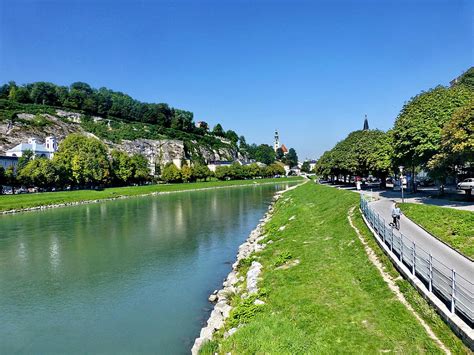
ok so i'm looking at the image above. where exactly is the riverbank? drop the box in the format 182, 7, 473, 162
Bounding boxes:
0, 177, 303, 214
197, 183, 470, 354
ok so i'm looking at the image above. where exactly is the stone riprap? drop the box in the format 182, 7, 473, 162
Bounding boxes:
191, 182, 304, 354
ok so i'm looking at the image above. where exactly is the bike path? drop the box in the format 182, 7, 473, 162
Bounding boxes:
370, 199, 473, 290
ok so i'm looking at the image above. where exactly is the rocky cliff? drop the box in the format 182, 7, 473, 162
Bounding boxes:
0, 110, 246, 172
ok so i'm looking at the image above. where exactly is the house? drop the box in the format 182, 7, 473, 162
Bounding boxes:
0, 155, 18, 171
207, 161, 233, 172
6, 137, 58, 159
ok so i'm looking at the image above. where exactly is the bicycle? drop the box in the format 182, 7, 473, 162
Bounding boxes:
389, 216, 400, 230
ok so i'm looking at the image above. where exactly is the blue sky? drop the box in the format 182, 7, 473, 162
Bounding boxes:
0, 0, 472, 159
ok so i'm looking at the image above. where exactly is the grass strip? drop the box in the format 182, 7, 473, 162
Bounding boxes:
351, 208, 470, 354
399, 203, 474, 259
0, 177, 303, 212
203, 183, 453, 353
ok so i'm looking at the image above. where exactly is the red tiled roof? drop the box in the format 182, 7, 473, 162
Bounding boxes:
280, 144, 288, 153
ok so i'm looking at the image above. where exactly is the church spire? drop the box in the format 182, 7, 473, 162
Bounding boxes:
363, 114, 369, 130
274, 129, 280, 151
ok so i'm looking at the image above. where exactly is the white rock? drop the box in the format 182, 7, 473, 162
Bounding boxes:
254, 299, 265, 305
247, 261, 262, 295
224, 327, 239, 338
207, 309, 224, 330
278, 225, 286, 231
208, 294, 217, 302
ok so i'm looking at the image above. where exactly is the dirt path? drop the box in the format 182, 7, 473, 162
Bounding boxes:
347, 206, 450, 355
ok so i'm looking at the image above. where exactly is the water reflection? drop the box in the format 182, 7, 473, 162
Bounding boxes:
0, 183, 291, 354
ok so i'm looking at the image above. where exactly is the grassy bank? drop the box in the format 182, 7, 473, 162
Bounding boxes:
201, 183, 464, 353
0, 177, 303, 213
399, 203, 474, 259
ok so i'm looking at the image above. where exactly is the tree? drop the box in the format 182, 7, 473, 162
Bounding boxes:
246, 163, 261, 178
161, 163, 181, 183
254, 144, 275, 165
285, 148, 298, 168
428, 99, 474, 180
456, 67, 474, 90
301, 161, 311, 173
225, 130, 239, 144
275, 147, 284, 160
239, 136, 248, 150
130, 154, 149, 184
215, 166, 230, 180
0, 166, 5, 194
18, 158, 57, 189
392, 85, 473, 189
181, 165, 193, 182
17, 150, 34, 171
313, 129, 393, 184
54, 134, 110, 187
30, 82, 59, 105
212, 124, 225, 137
267, 163, 285, 177
111, 150, 133, 184
193, 164, 211, 181
5, 166, 17, 193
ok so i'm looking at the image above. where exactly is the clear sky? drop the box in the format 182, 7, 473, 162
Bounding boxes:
0, 0, 472, 159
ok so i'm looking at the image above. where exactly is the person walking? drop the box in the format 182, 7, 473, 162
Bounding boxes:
391, 203, 402, 230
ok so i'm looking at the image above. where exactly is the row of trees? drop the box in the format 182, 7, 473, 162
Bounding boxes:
315, 130, 392, 185
315, 68, 474, 187
0, 134, 150, 192
243, 143, 299, 167
160, 162, 286, 183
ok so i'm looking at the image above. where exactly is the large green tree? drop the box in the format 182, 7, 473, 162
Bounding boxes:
392, 85, 473, 173
254, 144, 276, 165
161, 163, 182, 183
54, 134, 111, 187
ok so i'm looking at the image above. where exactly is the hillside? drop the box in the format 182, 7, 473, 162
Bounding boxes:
0, 80, 248, 169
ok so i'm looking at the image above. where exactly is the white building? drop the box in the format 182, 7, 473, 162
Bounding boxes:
6, 137, 58, 159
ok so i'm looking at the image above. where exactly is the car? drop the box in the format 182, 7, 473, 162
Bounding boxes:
457, 178, 474, 190
418, 177, 435, 187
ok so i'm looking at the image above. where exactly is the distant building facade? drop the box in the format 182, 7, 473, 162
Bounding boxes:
0, 155, 18, 171
5, 137, 58, 159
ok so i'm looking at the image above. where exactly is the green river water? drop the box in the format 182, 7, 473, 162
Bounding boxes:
0, 183, 291, 354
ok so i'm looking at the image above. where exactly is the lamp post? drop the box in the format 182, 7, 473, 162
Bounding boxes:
399, 166, 404, 203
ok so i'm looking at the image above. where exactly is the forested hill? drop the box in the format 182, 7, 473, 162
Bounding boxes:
0, 81, 243, 150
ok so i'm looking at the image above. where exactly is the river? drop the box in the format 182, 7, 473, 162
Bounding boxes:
0, 183, 291, 354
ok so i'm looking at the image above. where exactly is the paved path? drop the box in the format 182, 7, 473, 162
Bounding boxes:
332, 183, 474, 211
320, 182, 473, 292
370, 199, 473, 282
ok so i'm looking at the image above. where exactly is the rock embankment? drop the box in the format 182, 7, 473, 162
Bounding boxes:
191, 182, 303, 354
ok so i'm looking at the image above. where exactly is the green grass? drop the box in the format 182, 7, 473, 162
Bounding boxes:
399, 203, 474, 259
202, 183, 455, 354
351, 209, 469, 354
0, 177, 303, 212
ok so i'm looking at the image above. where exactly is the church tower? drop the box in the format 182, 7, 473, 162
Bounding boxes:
274, 129, 280, 151
363, 114, 369, 130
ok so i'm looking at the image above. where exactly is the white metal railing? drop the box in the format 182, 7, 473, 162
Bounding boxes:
360, 196, 473, 326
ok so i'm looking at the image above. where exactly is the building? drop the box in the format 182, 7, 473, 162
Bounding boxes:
6, 137, 58, 159
207, 160, 233, 172
273, 130, 288, 155
0, 156, 18, 171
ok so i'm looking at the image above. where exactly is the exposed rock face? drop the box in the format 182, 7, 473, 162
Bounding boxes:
0, 113, 82, 153
0, 110, 246, 171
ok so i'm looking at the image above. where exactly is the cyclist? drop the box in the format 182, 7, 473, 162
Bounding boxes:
391, 203, 402, 230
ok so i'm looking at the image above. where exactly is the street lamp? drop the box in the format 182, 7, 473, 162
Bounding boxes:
399, 165, 404, 203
